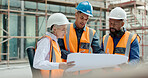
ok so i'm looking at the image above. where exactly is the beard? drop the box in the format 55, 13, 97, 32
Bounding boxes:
109, 27, 122, 37
110, 28, 119, 34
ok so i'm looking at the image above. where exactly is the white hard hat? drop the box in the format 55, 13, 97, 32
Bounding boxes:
109, 7, 127, 20
47, 13, 71, 28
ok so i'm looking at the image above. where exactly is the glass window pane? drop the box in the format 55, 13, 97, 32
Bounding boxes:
50, 4, 60, 12
2, 0, 7, 6
25, 1, 36, 9
102, 11, 104, 17
10, 0, 20, 7
25, 16, 36, 48
71, 7, 75, 15
60, 6, 65, 13
9, 14, 18, 58
38, 3, 46, 10
9, 38, 18, 58
66, 7, 71, 14
39, 16, 46, 36
10, 14, 18, 36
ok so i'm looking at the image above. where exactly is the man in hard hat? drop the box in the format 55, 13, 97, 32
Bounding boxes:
102, 7, 140, 66
33, 13, 75, 78
58, 1, 104, 62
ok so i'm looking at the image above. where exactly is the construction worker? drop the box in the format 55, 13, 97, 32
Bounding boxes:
33, 13, 75, 78
58, 1, 104, 62
102, 7, 140, 66
58, 1, 104, 74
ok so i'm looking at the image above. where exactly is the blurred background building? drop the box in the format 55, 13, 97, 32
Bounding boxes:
0, 0, 148, 65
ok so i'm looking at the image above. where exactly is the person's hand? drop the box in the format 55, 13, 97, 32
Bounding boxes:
59, 61, 75, 70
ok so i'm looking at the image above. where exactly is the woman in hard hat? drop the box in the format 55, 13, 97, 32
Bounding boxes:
33, 13, 75, 78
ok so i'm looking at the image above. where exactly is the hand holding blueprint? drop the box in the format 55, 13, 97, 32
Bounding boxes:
66, 53, 128, 72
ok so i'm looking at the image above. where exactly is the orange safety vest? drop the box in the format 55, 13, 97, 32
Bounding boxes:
103, 31, 140, 58
63, 23, 96, 62
37, 35, 63, 78
63, 24, 96, 75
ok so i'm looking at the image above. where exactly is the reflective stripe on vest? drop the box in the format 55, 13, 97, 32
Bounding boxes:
51, 46, 56, 62
103, 31, 137, 57
64, 23, 95, 53
65, 24, 71, 52
134, 34, 141, 43
89, 28, 94, 53
64, 25, 94, 74
125, 33, 133, 57
104, 34, 109, 53
43, 35, 61, 62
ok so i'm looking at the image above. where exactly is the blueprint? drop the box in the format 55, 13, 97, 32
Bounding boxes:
66, 53, 128, 72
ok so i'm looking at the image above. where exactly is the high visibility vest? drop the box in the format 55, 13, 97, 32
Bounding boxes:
37, 35, 63, 78
63, 24, 95, 61
103, 31, 140, 58
63, 24, 96, 74
135, 34, 141, 43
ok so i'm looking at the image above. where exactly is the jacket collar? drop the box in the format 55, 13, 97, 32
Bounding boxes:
73, 23, 86, 31
46, 32, 57, 42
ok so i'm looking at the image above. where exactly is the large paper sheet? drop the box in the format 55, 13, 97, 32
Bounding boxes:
66, 53, 128, 72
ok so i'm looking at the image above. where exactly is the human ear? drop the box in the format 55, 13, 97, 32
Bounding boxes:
121, 22, 125, 27
52, 26, 57, 34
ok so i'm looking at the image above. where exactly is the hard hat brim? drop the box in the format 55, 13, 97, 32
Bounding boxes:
77, 10, 93, 17
109, 17, 126, 20
47, 22, 72, 28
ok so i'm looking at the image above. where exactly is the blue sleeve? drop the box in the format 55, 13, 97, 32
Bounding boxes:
128, 37, 140, 66
91, 32, 105, 54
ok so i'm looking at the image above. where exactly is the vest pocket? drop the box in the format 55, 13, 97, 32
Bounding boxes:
114, 47, 125, 54
79, 43, 90, 49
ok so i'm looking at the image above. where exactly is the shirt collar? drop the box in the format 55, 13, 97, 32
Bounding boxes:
46, 32, 57, 42
73, 23, 86, 31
